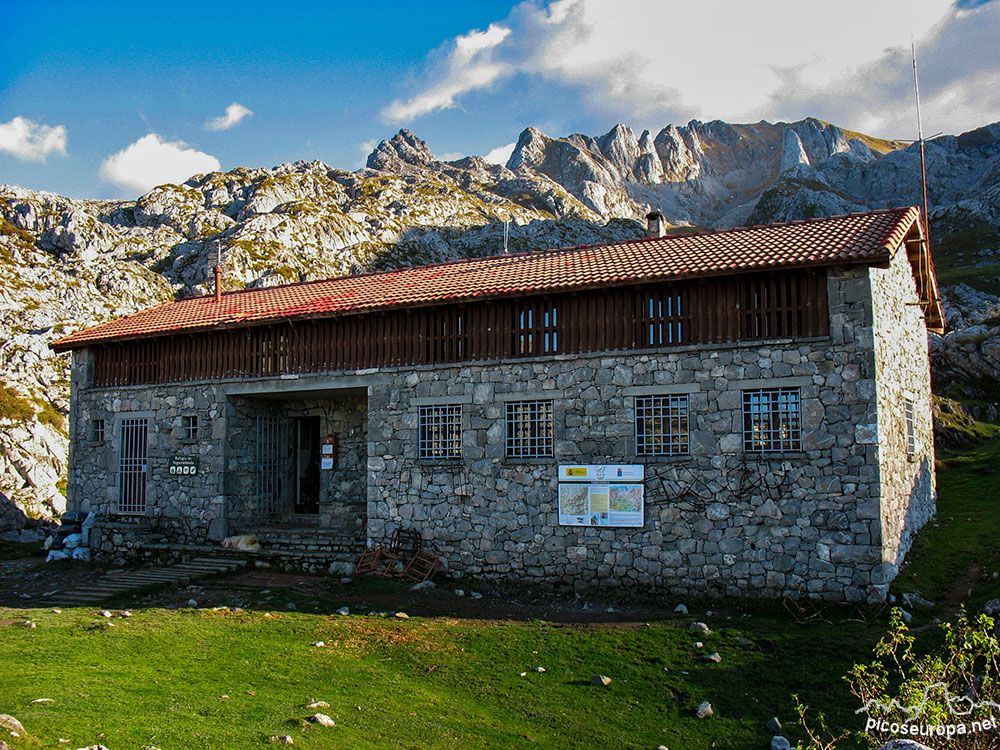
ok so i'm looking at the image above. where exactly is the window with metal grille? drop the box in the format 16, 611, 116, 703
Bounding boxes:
90, 418, 105, 442
418, 404, 462, 459
118, 417, 148, 513
506, 400, 553, 458
742, 388, 801, 452
635, 395, 689, 455
637, 289, 684, 346
182, 415, 199, 441
905, 399, 917, 456
515, 302, 558, 355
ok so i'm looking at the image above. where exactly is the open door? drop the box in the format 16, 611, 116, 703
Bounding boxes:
293, 416, 321, 515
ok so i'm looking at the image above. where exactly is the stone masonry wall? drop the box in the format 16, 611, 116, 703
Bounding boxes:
870, 248, 937, 573
68, 370, 229, 562
367, 265, 894, 601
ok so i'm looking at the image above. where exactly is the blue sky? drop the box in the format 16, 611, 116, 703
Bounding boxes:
2, 0, 999, 199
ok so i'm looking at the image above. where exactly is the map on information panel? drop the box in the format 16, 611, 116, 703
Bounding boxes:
557, 465, 644, 527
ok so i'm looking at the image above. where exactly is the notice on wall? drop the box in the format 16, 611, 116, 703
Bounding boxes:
168, 456, 199, 476
320, 457, 334, 470
558, 481, 644, 527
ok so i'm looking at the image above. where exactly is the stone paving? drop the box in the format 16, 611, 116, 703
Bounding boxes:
45, 557, 248, 607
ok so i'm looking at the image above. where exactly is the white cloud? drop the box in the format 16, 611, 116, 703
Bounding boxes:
482, 142, 516, 165
382, 0, 1000, 138
382, 23, 512, 122
205, 102, 254, 131
0, 116, 67, 161
100, 134, 220, 194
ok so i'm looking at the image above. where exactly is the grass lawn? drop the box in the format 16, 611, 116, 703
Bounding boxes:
0, 598, 882, 750
2, 430, 999, 750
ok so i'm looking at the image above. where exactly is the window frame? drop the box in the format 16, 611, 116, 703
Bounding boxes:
90, 418, 106, 443
418, 404, 463, 460
905, 398, 917, 456
505, 399, 554, 458
742, 387, 802, 453
181, 414, 199, 442
635, 394, 690, 456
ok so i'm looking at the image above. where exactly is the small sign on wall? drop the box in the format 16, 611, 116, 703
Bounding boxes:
168, 456, 199, 476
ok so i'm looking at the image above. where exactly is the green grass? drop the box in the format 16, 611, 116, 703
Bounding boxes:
894, 429, 1000, 606
0, 597, 881, 749
0, 383, 35, 423
6, 426, 1000, 749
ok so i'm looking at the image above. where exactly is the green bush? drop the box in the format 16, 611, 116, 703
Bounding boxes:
851, 609, 999, 748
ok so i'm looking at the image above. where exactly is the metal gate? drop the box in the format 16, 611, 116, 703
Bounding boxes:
118, 417, 148, 513
256, 414, 289, 516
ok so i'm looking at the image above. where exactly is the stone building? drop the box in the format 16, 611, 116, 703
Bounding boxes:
52, 207, 944, 600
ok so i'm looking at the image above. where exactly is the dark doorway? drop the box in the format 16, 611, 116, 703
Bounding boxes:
293, 416, 321, 514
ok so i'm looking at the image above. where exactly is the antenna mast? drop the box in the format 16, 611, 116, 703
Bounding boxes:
912, 40, 931, 242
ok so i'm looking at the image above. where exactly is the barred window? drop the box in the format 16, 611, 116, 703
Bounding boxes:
635, 395, 689, 455
118, 417, 148, 514
90, 418, 105, 442
182, 415, 199, 441
419, 404, 462, 459
506, 400, 553, 458
905, 399, 916, 456
743, 388, 801, 452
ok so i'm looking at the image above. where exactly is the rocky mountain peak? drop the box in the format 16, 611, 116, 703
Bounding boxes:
506, 127, 552, 171
366, 129, 437, 172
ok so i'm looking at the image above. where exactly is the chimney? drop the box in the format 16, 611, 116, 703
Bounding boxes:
214, 264, 222, 303
646, 210, 665, 238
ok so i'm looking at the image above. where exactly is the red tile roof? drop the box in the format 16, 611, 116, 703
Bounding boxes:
51, 207, 924, 351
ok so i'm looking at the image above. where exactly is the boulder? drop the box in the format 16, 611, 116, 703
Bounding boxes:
0, 492, 26, 533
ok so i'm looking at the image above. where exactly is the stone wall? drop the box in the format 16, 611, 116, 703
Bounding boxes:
366, 265, 902, 601
870, 247, 937, 573
68, 367, 229, 559
67, 365, 367, 562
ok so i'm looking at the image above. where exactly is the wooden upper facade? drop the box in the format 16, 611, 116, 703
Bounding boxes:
52, 208, 944, 388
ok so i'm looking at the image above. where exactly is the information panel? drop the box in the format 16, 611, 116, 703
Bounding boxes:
558, 465, 644, 527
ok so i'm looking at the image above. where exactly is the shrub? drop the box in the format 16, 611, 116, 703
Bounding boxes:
848, 608, 1000, 749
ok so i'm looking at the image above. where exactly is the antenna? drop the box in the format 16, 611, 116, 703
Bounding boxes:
503, 220, 510, 254
911, 40, 936, 309
912, 40, 931, 243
